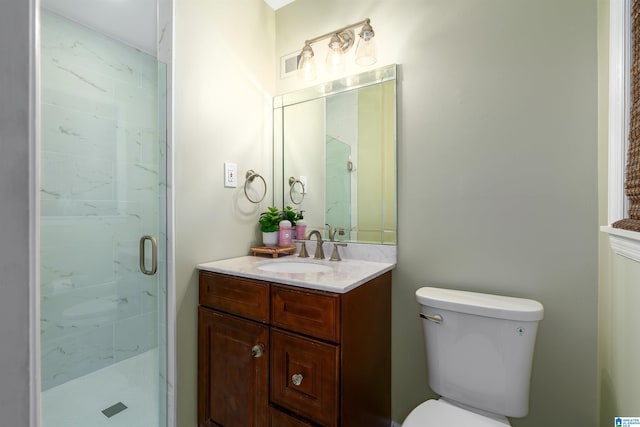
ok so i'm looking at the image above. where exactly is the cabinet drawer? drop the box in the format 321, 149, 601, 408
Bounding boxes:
271, 285, 340, 342
270, 329, 339, 427
199, 272, 270, 322
270, 406, 316, 427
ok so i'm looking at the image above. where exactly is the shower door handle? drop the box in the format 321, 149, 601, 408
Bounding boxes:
139, 235, 158, 275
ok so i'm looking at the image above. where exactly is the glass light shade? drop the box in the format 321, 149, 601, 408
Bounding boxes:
297, 44, 317, 81
326, 34, 346, 74
355, 36, 377, 66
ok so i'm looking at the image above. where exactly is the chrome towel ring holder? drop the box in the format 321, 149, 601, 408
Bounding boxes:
244, 170, 267, 203
288, 176, 305, 205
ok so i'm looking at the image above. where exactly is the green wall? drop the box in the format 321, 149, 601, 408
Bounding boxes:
357, 81, 396, 244
174, 0, 605, 425
276, 1, 599, 425
598, 0, 640, 423
599, 252, 640, 423
174, 0, 275, 425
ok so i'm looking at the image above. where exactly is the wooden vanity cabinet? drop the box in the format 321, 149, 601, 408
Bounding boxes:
198, 269, 391, 427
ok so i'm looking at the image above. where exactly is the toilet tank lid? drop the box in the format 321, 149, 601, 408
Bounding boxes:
416, 287, 544, 321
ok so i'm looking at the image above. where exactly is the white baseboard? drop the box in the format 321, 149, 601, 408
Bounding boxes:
391, 421, 402, 427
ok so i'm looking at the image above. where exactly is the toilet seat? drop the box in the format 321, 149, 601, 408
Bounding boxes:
402, 399, 511, 427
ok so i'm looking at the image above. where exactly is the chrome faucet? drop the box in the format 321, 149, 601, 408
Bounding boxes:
326, 223, 336, 241
326, 223, 345, 242
306, 229, 325, 259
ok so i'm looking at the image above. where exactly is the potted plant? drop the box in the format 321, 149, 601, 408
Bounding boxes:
259, 206, 281, 246
282, 205, 301, 225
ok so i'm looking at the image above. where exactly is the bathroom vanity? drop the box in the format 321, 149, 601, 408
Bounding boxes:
197, 256, 393, 427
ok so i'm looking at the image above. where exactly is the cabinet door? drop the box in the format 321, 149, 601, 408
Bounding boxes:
198, 307, 269, 427
270, 329, 339, 427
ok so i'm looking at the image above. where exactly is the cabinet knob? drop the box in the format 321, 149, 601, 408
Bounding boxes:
291, 373, 303, 386
251, 343, 265, 358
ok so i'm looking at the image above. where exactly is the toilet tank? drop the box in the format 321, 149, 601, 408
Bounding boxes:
416, 287, 544, 418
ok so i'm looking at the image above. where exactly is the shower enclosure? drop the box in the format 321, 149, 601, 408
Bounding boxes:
38, 1, 172, 426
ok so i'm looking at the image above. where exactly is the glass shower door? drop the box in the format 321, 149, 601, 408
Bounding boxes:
326, 137, 352, 240
39, 2, 168, 426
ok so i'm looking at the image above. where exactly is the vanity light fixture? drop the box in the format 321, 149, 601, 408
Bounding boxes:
297, 18, 377, 81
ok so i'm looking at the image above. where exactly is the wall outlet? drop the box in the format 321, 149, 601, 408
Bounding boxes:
224, 162, 237, 188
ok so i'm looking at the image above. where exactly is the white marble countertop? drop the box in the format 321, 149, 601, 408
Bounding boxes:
197, 255, 395, 293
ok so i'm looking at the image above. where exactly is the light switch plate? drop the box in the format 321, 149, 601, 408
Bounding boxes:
299, 175, 308, 193
224, 162, 238, 188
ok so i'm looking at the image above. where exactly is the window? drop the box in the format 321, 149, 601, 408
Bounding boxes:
602, 0, 640, 262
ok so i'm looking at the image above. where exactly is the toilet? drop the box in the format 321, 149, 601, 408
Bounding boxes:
402, 287, 544, 426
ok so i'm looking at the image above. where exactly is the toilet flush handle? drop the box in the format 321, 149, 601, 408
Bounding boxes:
420, 313, 443, 324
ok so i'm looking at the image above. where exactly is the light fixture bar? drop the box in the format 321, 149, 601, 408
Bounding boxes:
304, 18, 371, 46
297, 18, 376, 81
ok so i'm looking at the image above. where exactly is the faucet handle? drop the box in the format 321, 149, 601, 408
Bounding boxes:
293, 239, 309, 258
329, 243, 348, 261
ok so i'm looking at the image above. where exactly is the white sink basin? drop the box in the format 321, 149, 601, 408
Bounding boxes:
257, 261, 332, 274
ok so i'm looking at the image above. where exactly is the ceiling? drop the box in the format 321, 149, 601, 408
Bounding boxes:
264, 0, 296, 10
41, 0, 295, 55
42, 0, 158, 55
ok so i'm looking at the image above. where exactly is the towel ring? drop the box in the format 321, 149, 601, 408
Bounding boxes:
244, 170, 267, 204
288, 176, 305, 205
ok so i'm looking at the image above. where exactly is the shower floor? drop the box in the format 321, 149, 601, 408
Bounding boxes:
42, 349, 160, 427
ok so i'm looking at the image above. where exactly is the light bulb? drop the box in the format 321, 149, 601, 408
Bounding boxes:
297, 43, 317, 81
326, 33, 346, 74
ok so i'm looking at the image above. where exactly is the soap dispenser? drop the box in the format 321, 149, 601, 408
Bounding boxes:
278, 220, 292, 246
295, 211, 306, 240
295, 219, 306, 240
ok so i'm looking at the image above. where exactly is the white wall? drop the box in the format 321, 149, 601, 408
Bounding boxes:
173, 0, 275, 425
0, 1, 33, 426
276, 1, 599, 425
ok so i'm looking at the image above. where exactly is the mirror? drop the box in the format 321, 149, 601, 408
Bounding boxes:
274, 64, 397, 244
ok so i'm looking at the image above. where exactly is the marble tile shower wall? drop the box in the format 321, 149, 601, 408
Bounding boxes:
326, 92, 357, 241
40, 10, 160, 390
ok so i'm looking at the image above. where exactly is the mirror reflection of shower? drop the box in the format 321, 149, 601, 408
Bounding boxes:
277, 65, 397, 245
39, 1, 170, 426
